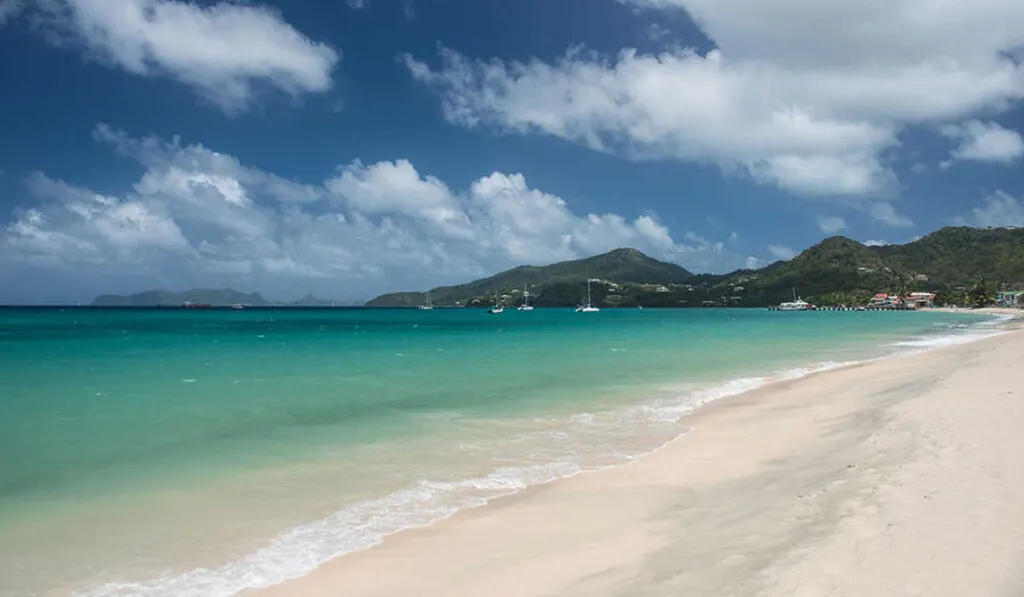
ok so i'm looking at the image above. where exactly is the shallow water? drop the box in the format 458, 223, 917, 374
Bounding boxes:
0, 307, 998, 597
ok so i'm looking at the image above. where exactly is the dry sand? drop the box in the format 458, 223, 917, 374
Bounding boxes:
251, 320, 1024, 597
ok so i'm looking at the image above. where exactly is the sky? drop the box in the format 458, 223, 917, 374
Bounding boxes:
1, 0, 1024, 304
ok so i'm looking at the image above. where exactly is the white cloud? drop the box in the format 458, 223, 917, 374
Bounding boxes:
8, 172, 191, 268
816, 214, 846, 234
93, 123, 324, 204
869, 202, 914, 228
954, 190, 1024, 227
346, 0, 367, 10
29, 0, 339, 112
405, 0, 1024, 198
910, 162, 928, 174
940, 120, 1024, 164
0, 0, 22, 26
863, 239, 888, 247
1, 127, 745, 302
767, 244, 796, 260
744, 255, 766, 269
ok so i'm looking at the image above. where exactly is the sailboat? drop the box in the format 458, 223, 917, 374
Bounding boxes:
778, 288, 814, 311
418, 293, 434, 311
487, 293, 504, 314
575, 278, 600, 313
517, 284, 534, 311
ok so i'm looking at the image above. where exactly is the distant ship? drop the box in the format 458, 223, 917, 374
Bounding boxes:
487, 293, 504, 314
575, 278, 600, 313
777, 289, 815, 311
517, 284, 534, 311
182, 301, 212, 309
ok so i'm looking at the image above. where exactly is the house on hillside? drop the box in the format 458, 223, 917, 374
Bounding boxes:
914, 274, 929, 282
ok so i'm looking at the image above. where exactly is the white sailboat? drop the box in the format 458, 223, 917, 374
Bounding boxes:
487, 293, 504, 314
418, 293, 434, 311
778, 288, 814, 311
517, 284, 534, 311
575, 278, 600, 313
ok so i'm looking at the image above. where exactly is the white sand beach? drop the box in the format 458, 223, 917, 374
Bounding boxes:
251, 319, 1024, 597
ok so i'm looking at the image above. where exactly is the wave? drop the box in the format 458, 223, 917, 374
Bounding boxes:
890, 314, 1009, 349
77, 314, 1012, 597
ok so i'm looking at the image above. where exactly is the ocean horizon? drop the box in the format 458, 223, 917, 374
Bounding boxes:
0, 307, 1005, 597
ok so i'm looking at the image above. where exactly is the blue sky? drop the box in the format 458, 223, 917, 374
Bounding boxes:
1, 0, 1024, 303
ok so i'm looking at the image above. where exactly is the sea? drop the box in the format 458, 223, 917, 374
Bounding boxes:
0, 306, 1007, 597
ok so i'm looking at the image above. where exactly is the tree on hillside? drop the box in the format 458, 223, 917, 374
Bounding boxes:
968, 280, 993, 308
935, 290, 966, 307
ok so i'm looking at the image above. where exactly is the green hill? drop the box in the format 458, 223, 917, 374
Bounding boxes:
366, 248, 694, 307
695, 227, 1024, 307
367, 227, 1024, 308
875, 227, 1024, 289
736, 236, 904, 306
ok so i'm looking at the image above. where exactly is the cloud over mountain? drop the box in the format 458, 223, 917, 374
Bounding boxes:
1, 125, 749, 302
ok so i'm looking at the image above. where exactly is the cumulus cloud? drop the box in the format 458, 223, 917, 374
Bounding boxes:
869, 202, 914, 228
1, 127, 745, 302
767, 245, 796, 260
863, 239, 888, 247
816, 215, 846, 234
27, 0, 339, 112
744, 255, 766, 269
940, 120, 1024, 165
405, 0, 1024, 198
954, 190, 1024, 227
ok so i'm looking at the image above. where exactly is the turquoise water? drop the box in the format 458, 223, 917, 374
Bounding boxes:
0, 307, 1000, 597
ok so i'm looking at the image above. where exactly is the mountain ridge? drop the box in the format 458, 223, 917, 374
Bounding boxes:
366, 248, 694, 307
367, 226, 1024, 307
88, 226, 1024, 309
91, 289, 335, 307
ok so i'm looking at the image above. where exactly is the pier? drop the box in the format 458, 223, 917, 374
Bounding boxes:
767, 305, 916, 312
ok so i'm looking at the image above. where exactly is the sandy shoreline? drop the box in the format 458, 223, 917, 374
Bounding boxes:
251, 317, 1024, 597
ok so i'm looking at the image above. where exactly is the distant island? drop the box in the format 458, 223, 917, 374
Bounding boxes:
90, 226, 1024, 310
91, 289, 336, 307
366, 226, 1024, 308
